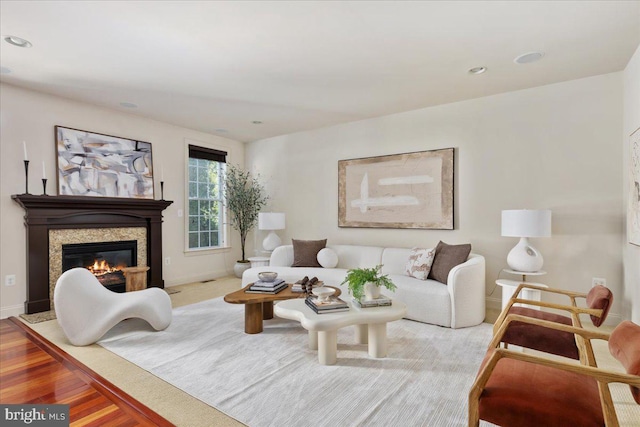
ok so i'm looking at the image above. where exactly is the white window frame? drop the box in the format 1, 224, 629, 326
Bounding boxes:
184, 139, 232, 254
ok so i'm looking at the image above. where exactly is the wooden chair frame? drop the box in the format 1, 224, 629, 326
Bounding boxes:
469, 314, 640, 427
493, 283, 605, 365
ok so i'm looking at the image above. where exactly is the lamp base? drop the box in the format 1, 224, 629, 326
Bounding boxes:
262, 231, 282, 252
507, 237, 544, 273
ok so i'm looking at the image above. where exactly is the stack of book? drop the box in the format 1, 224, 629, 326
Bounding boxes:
305, 294, 349, 314
246, 278, 287, 294
352, 296, 392, 308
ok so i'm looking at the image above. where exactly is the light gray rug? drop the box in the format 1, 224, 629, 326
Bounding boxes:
98, 297, 493, 426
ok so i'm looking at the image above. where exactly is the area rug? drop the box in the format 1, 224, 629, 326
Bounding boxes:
98, 297, 493, 426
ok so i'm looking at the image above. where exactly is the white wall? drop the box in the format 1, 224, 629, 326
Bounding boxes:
0, 83, 245, 318
247, 73, 625, 322
623, 46, 640, 324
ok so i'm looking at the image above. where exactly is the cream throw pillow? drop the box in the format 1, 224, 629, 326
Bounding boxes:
405, 248, 435, 280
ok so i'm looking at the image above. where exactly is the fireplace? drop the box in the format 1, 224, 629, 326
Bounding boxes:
62, 240, 138, 293
12, 194, 172, 314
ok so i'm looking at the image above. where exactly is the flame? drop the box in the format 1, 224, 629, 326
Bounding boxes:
87, 259, 124, 276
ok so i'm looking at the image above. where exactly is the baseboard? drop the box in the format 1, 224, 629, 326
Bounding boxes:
164, 269, 232, 287
485, 297, 501, 311
1, 303, 24, 319
603, 313, 623, 327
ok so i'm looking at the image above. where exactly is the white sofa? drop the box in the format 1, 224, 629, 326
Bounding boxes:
242, 244, 486, 328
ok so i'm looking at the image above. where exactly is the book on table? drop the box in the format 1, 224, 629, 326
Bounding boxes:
306, 295, 349, 310
352, 296, 392, 308
246, 281, 288, 294
305, 298, 350, 314
251, 278, 285, 288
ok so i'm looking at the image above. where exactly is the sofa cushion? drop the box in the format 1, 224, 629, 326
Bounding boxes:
292, 239, 327, 267
389, 274, 451, 327
428, 241, 471, 284
317, 248, 339, 268
405, 248, 435, 280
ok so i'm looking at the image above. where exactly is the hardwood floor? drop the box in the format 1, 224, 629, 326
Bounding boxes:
0, 317, 174, 426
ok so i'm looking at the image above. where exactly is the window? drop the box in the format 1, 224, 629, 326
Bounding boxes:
187, 145, 226, 250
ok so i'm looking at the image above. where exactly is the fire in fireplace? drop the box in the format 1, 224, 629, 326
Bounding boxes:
62, 240, 137, 292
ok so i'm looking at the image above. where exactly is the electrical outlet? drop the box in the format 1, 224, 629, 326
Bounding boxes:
592, 277, 606, 288
177, 209, 183, 217
165, 257, 171, 266
5, 275, 16, 286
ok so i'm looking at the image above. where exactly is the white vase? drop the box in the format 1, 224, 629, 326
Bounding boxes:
364, 282, 381, 301
233, 261, 251, 278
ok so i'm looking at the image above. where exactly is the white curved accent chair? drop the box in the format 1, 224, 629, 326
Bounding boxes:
54, 268, 172, 346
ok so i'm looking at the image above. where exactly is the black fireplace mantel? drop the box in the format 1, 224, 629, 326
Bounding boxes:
12, 194, 172, 314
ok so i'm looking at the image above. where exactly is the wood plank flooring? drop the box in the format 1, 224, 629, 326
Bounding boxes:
0, 317, 174, 426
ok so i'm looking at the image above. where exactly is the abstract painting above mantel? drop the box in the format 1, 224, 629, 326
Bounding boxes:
338, 148, 454, 229
55, 126, 154, 199
628, 126, 640, 246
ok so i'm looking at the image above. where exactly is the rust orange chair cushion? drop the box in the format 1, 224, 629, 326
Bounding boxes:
586, 285, 613, 327
478, 354, 603, 427
608, 320, 640, 404
501, 306, 579, 359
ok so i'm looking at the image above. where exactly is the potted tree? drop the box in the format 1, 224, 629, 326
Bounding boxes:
223, 164, 268, 277
340, 265, 397, 301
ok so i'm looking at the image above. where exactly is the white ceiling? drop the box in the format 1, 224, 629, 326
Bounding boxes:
1, 1, 639, 143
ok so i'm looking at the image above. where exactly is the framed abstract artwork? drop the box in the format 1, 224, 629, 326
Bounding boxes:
628, 126, 640, 246
338, 148, 454, 229
55, 126, 154, 199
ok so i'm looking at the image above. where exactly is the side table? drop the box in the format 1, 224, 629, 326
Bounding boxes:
496, 279, 548, 310
248, 256, 270, 268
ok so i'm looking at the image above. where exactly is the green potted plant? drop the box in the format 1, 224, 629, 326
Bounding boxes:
340, 265, 397, 301
223, 164, 268, 277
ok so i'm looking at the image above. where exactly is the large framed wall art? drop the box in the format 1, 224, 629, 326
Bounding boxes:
629, 126, 640, 246
338, 148, 454, 229
55, 126, 154, 199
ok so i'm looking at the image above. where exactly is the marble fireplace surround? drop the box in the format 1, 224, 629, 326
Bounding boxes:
12, 194, 172, 314
49, 227, 147, 309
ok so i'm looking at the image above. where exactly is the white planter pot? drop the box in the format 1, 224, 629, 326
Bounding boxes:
364, 282, 381, 300
233, 261, 251, 278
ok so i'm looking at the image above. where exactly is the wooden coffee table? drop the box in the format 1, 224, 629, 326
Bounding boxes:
224, 284, 341, 334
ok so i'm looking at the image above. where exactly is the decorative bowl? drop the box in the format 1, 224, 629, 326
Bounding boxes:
312, 286, 335, 302
258, 271, 278, 282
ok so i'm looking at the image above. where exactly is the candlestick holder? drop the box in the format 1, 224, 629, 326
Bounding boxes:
42, 178, 48, 195
23, 160, 30, 194
160, 181, 164, 200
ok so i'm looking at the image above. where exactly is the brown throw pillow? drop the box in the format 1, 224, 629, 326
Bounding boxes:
428, 241, 472, 284
292, 239, 327, 267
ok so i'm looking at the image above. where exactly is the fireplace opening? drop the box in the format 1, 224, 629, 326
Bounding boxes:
62, 240, 138, 293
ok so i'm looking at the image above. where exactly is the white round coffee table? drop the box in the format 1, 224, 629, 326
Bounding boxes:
274, 299, 407, 365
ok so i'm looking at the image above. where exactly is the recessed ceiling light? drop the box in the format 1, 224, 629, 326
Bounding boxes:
4, 35, 32, 48
468, 66, 487, 75
215, 128, 228, 133
252, 121, 263, 125
0, 67, 11, 74
514, 52, 544, 64
119, 102, 138, 108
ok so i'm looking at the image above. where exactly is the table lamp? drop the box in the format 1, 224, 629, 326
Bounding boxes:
258, 212, 285, 252
501, 209, 552, 272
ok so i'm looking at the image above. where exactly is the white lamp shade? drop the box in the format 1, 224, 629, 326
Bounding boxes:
259, 212, 285, 231
501, 210, 551, 237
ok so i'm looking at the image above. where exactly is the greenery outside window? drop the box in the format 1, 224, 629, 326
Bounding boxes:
187, 145, 227, 250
